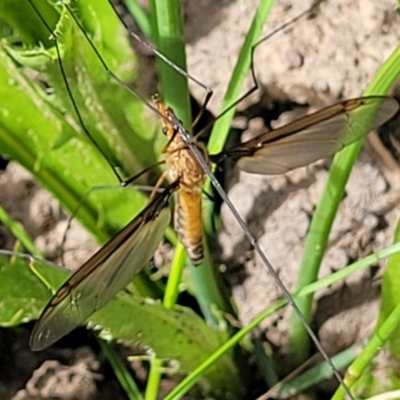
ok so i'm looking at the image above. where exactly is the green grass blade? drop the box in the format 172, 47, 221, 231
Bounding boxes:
145, 1, 197, 394
379, 224, 400, 356
149, 0, 234, 327
145, 359, 163, 400
0, 203, 42, 257
271, 341, 366, 398
143, 0, 236, 394
202, 0, 275, 271
150, 0, 190, 126
332, 301, 400, 400
98, 338, 144, 400
206, 0, 276, 155
123, 0, 151, 39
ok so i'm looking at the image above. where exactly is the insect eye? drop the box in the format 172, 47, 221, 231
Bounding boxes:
162, 127, 168, 135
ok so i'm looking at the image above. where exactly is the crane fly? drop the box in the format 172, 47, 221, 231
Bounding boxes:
19, 0, 397, 373
30, 92, 398, 351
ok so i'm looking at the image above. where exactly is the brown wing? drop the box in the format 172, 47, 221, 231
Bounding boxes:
211, 96, 398, 174
30, 182, 178, 351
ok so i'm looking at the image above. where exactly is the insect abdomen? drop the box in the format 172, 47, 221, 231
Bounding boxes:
175, 190, 204, 265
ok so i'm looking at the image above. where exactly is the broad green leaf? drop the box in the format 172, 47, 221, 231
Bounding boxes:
0, 0, 164, 245
0, 253, 242, 397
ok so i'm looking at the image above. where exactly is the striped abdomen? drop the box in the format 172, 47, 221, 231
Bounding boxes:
175, 189, 203, 265
152, 96, 208, 265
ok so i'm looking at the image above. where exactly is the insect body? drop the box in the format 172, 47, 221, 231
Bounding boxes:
156, 96, 209, 265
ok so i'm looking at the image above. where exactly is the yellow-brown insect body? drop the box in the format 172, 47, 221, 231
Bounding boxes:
165, 127, 208, 266
155, 97, 208, 265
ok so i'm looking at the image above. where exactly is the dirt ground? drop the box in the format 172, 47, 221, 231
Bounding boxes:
1, 0, 400, 399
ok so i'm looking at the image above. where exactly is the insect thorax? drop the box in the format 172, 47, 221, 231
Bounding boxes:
165, 136, 208, 194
